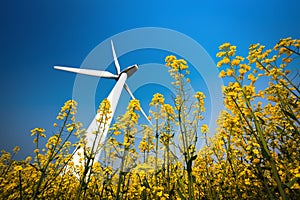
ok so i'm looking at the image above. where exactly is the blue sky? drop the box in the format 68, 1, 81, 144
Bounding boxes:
1, 0, 299, 159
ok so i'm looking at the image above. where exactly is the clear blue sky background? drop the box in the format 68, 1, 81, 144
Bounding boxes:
1, 0, 299, 159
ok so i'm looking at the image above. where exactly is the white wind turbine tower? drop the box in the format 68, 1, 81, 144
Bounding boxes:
54, 40, 151, 166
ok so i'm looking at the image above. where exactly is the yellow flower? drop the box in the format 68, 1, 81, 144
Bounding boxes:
226, 69, 234, 76
67, 126, 74, 132
14, 166, 23, 171
216, 51, 226, 57
219, 70, 226, 78
30, 127, 46, 136
238, 69, 246, 76
163, 104, 175, 121
157, 191, 163, 197
165, 55, 177, 64
219, 42, 231, 50
248, 73, 257, 82
150, 93, 165, 105
13, 146, 20, 153
252, 149, 259, 155
231, 59, 240, 66
25, 156, 32, 162
240, 63, 251, 71
201, 124, 209, 133
245, 178, 251, 185
217, 57, 230, 67
223, 57, 230, 64
282, 57, 292, 63
253, 158, 260, 164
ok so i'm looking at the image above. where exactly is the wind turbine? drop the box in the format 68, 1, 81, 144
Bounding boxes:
54, 40, 151, 166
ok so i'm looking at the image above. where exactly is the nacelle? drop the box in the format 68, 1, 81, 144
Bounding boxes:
120, 64, 139, 78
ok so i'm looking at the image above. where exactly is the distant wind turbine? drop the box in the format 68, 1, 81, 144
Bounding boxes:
54, 40, 151, 166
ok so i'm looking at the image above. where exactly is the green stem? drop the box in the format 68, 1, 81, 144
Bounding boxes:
231, 72, 287, 199
245, 91, 287, 200
18, 170, 23, 200
155, 106, 159, 188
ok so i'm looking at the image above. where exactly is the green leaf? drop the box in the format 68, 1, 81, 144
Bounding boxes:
282, 110, 298, 122
176, 180, 186, 200
276, 126, 285, 133
285, 177, 299, 188
257, 116, 265, 125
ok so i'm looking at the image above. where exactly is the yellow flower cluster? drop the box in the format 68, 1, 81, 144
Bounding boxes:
214, 37, 300, 199
149, 93, 165, 106
96, 98, 111, 125
30, 127, 46, 137
201, 124, 209, 134
163, 103, 175, 121
1, 38, 299, 199
127, 99, 141, 124
165, 55, 188, 71
194, 91, 206, 112
56, 100, 77, 120
165, 55, 190, 88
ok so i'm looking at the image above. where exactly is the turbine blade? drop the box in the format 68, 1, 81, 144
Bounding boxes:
54, 66, 118, 79
124, 83, 153, 126
111, 40, 121, 75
